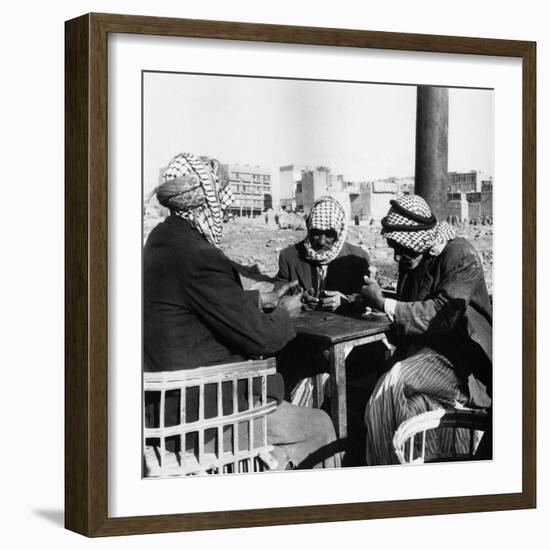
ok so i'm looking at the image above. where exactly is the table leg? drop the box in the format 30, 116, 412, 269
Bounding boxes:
312, 374, 324, 408
329, 343, 348, 440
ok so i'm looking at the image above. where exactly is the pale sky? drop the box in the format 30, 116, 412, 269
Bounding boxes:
143, 72, 493, 194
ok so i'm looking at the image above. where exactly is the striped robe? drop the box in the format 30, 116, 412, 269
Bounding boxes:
364, 347, 475, 465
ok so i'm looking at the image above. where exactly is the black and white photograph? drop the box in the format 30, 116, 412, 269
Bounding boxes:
142, 72, 494, 477
2, 0, 545, 545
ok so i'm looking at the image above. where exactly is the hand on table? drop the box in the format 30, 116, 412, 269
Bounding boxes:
360, 276, 385, 311
319, 290, 347, 312
260, 280, 300, 309
301, 288, 319, 310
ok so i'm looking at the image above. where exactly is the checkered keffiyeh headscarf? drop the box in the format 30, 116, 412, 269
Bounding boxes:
381, 194, 456, 255
156, 153, 233, 246
303, 196, 347, 265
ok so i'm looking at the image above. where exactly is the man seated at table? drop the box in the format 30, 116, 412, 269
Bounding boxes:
360, 194, 492, 465
275, 195, 370, 312
274, 195, 370, 404
143, 152, 340, 471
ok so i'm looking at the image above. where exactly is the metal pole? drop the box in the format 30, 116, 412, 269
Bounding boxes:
415, 86, 449, 220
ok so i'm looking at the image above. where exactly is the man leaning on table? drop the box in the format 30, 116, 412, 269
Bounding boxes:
360, 194, 492, 465
143, 152, 340, 471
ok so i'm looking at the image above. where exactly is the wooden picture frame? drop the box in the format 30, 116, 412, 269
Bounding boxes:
65, 12, 536, 537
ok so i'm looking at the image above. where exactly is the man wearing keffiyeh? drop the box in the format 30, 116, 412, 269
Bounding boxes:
143, 153, 340, 472
360, 194, 493, 465
276, 195, 369, 312
275, 196, 370, 409
155, 152, 233, 246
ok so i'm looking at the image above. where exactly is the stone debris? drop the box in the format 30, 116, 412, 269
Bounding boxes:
277, 212, 307, 231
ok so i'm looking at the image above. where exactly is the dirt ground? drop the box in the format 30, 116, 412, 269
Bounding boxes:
144, 213, 493, 294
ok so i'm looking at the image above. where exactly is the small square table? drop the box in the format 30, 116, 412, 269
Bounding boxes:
292, 310, 392, 439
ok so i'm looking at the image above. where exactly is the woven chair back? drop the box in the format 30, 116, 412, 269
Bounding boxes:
143, 359, 278, 477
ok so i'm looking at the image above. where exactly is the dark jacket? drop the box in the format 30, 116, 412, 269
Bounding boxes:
143, 215, 295, 419
274, 241, 370, 306
392, 237, 492, 386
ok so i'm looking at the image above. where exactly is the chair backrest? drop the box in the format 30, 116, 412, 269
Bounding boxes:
393, 408, 490, 465
143, 358, 278, 477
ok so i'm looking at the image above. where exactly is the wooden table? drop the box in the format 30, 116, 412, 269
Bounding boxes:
292, 310, 391, 439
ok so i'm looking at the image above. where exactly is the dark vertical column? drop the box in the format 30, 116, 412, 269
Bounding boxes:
415, 86, 449, 220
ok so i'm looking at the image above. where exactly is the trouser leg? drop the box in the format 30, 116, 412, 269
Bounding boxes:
266, 401, 341, 469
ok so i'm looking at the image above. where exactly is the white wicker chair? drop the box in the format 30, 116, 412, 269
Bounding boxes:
393, 408, 490, 465
143, 358, 279, 477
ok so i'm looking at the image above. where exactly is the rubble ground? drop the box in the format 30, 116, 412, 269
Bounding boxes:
144, 214, 493, 295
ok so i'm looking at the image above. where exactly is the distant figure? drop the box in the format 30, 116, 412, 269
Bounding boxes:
265, 207, 277, 227
361, 194, 492, 465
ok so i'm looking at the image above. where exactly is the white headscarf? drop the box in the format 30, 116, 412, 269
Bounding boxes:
156, 153, 233, 246
303, 196, 347, 265
381, 194, 455, 256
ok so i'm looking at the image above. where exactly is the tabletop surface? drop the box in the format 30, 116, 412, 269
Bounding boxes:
292, 310, 391, 344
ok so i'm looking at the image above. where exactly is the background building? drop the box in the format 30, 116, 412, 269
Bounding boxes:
348, 177, 415, 222
224, 163, 273, 218
295, 167, 351, 219
446, 173, 493, 222
278, 164, 310, 211
447, 192, 469, 221
466, 192, 482, 219
448, 170, 492, 194
448, 170, 480, 193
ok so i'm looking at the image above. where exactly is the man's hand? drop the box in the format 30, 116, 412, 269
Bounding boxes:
361, 276, 385, 311
276, 279, 300, 298
301, 288, 319, 310
261, 280, 300, 309
277, 293, 303, 318
319, 290, 346, 312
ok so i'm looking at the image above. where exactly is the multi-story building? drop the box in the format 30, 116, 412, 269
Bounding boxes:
466, 192, 483, 220
295, 167, 351, 219
448, 170, 480, 193
348, 177, 414, 222
278, 165, 310, 211
446, 189, 493, 222
349, 180, 399, 222
480, 190, 493, 219
446, 192, 469, 221
481, 179, 493, 194
224, 163, 273, 218
446, 171, 493, 221
448, 170, 493, 194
